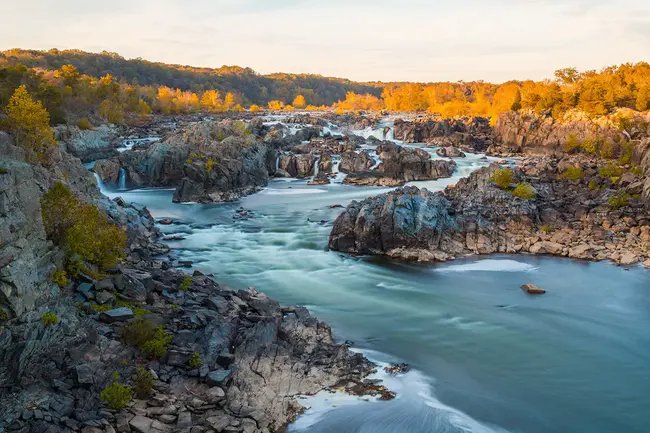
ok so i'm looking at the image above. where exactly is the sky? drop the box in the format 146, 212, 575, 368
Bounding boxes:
2, 0, 649, 83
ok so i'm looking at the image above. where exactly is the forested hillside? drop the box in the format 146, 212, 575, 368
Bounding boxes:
0, 49, 382, 106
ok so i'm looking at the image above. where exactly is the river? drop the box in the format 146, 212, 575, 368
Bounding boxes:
94, 125, 650, 433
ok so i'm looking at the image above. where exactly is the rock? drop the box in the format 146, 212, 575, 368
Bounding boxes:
377, 142, 456, 181
129, 415, 153, 433
205, 387, 226, 404
529, 241, 564, 255
206, 370, 231, 387
56, 124, 118, 162
436, 146, 466, 158
618, 252, 639, 266
307, 172, 331, 185
175, 412, 192, 430
521, 283, 546, 295
100, 307, 134, 323
278, 154, 316, 178
77, 282, 95, 300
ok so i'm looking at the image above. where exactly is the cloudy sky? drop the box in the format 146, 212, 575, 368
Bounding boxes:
2, 0, 649, 82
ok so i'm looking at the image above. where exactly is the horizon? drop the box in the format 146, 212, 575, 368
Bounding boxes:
3, 0, 649, 83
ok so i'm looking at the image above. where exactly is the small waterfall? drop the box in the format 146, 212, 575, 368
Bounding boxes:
313, 156, 321, 177
275, 156, 280, 171
92, 172, 109, 195
118, 168, 127, 191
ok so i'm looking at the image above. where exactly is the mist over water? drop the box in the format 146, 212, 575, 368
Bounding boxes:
96, 126, 650, 433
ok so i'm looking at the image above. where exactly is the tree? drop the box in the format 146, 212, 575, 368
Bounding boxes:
249, 104, 261, 112
510, 89, 522, 111
554, 67, 580, 85
268, 100, 285, 110
292, 94, 306, 109
5, 85, 55, 161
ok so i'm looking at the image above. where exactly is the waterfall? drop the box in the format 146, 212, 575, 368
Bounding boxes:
92, 172, 109, 195
313, 156, 320, 177
275, 156, 280, 171
118, 168, 127, 191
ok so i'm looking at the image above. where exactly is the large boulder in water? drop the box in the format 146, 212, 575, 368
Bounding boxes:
173, 135, 270, 203
278, 154, 316, 178
92, 159, 121, 184
377, 142, 456, 181
340, 151, 371, 173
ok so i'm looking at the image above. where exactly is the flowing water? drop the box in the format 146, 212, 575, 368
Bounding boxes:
94, 123, 650, 433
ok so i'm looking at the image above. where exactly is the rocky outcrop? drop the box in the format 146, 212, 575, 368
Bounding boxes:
330, 158, 650, 265
436, 146, 466, 158
343, 172, 404, 187
393, 117, 492, 153
340, 151, 371, 174
378, 143, 456, 182
278, 154, 316, 178
92, 159, 121, 184
118, 141, 191, 188
632, 138, 650, 207
173, 135, 270, 203
55, 125, 118, 162
492, 110, 646, 154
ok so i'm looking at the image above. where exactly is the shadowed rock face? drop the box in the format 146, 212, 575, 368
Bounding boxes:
632, 138, 650, 207
393, 117, 493, 153
330, 158, 650, 265
55, 125, 118, 162
377, 142, 457, 182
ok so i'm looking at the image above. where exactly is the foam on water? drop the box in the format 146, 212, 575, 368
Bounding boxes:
435, 259, 538, 273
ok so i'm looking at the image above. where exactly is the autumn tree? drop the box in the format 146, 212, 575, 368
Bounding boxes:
292, 94, 306, 109
554, 67, 580, 85
5, 85, 56, 161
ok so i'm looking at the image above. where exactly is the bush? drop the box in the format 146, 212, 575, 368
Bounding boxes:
249, 104, 261, 113
180, 275, 192, 292
491, 168, 514, 189
588, 179, 602, 190
598, 163, 623, 181
41, 182, 126, 270
77, 117, 93, 130
560, 166, 584, 180
100, 374, 133, 410
540, 225, 552, 233
51, 270, 68, 287
119, 319, 172, 360
608, 192, 630, 209
133, 366, 153, 399
205, 158, 215, 174
41, 312, 59, 327
599, 139, 618, 159
188, 352, 203, 368
564, 134, 581, 152
630, 165, 643, 176
512, 183, 536, 199
580, 138, 597, 154
0, 167, 7, 175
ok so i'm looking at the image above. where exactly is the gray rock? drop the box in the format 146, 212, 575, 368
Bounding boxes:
129, 415, 153, 433
175, 412, 192, 430
206, 370, 231, 386
99, 307, 134, 323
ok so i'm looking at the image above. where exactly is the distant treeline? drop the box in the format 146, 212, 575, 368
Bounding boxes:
0, 48, 648, 130
0, 49, 382, 106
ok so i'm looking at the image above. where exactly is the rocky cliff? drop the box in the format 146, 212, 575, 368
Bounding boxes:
55, 125, 119, 162
393, 117, 493, 153
330, 159, 650, 266
493, 109, 650, 154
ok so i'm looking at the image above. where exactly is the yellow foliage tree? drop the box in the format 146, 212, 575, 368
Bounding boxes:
249, 104, 261, 112
268, 100, 285, 110
5, 85, 56, 161
292, 94, 306, 109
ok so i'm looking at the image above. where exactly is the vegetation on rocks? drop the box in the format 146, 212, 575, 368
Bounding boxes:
40, 312, 58, 326
561, 166, 584, 180
598, 163, 623, 182
100, 372, 133, 410
3, 85, 55, 162
189, 352, 203, 368
608, 192, 630, 209
133, 366, 153, 399
41, 182, 126, 271
119, 319, 172, 360
491, 168, 514, 189
512, 182, 537, 199
180, 275, 192, 291
51, 269, 68, 287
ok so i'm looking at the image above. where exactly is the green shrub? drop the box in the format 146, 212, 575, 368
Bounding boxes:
580, 138, 597, 154
512, 183, 536, 199
598, 163, 623, 181
618, 142, 635, 165
491, 168, 514, 190
630, 165, 643, 176
608, 192, 630, 209
133, 366, 153, 399
0, 309, 9, 321
540, 225, 552, 233
588, 179, 602, 190
206, 158, 215, 174
564, 134, 581, 152
51, 270, 68, 287
599, 139, 618, 159
100, 373, 133, 410
0, 167, 7, 175
89, 302, 112, 313
560, 166, 584, 180
119, 319, 172, 360
77, 117, 93, 130
41, 312, 59, 327
41, 182, 127, 270
133, 307, 148, 317
188, 352, 203, 368
180, 275, 192, 292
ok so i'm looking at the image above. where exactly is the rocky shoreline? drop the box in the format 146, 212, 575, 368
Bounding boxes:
0, 133, 388, 433
329, 155, 650, 267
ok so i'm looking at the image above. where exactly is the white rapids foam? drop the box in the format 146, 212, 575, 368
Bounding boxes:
435, 259, 538, 273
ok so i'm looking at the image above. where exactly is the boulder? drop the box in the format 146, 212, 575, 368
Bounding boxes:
520, 283, 546, 295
